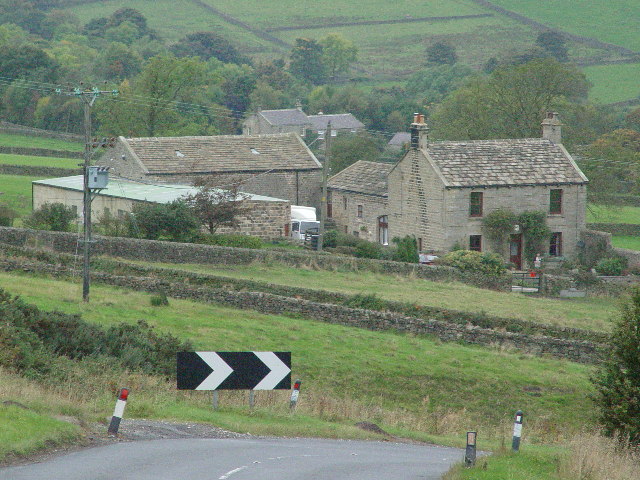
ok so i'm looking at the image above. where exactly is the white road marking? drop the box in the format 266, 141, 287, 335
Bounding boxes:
219, 466, 247, 479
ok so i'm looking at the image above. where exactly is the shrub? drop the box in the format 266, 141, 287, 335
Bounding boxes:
95, 209, 130, 237
129, 200, 199, 242
441, 250, 507, 276
355, 240, 382, 259
392, 236, 419, 263
323, 229, 338, 248
596, 257, 628, 276
482, 208, 517, 241
195, 233, 263, 249
150, 292, 169, 307
23, 202, 77, 232
0, 204, 18, 226
343, 293, 387, 311
335, 231, 360, 247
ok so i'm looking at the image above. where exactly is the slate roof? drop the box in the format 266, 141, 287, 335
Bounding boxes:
33, 176, 287, 203
328, 160, 394, 197
423, 138, 588, 188
307, 113, 364, 131
259, 109, 309, 126
388, 132, 410, 146
121, 133, 321, 175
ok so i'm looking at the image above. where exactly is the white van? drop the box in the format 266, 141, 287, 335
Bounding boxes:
290, 206, 320, 241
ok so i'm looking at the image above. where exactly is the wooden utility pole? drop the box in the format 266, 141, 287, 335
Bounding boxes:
57, 85, 118, 302
318, 121, 332, 252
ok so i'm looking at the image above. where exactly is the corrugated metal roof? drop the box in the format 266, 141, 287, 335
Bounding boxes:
32, 176, 287, 203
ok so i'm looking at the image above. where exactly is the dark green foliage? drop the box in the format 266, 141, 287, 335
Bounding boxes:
23, 202, 76, 232
195, 233, 263, 249
593, 286, 640, 443
129, 200, 199, 242
150, 292, 169, 307
0, 44, 59, 82
0, 203, 18, 226
0, 289, 191, 378
329, 133, 382, 173
323, 229, 338, 248
355, 240, 382, 259
482, 209, 518, 241
405, 64, 473, 104
171, 31, 246, 64
426, 41, 457, 65
289, 38, 325, 84
392, 236, 419, 263
441, 250, 507, 276
535, 30, 569, 62
343, 293, 387, 311
518, 211, 551, 263
596, 257, 628, 276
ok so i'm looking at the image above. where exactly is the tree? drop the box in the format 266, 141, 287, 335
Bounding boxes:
593, 286, 640, 444
128, 200, 199, 242
535, 30, 569, 62
216, 63, 257, 119
426, 42, 457, 65
330, 134, 382, 173
289, 38, 325, 85
171, 32, 246, 64
319, 33, 357, 82
93, 42, 142, 80
96, 54, 207, 137
182, 177, 250, 234
392, 236, 419, 263
405, 64, 473, 103
23, 203, 76, 232
0, 44, 59, 82
431, 58, 590, 140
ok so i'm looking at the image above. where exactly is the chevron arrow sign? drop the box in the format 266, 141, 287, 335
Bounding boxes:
177, 352, 291, 390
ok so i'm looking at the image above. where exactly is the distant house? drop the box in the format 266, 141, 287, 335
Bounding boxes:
242, 107, 364, 136
387, 132, 410, 151
329, 113, 589, 268
98, 132, 323, 209
327, 160, 394, 244
32, 175, 291, 239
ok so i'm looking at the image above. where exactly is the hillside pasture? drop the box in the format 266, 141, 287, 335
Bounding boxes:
583, 63, 640, 104
587, 204, 640, 224
0, 272, 596, 441
0, 174, 40, 216
0, 153, 79, 169
0, 133, 82, 152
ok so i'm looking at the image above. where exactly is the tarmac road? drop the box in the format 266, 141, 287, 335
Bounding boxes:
0, 437, 463, 480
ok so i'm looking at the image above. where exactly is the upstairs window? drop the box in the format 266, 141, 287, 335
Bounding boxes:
469, 192, 483, 217
550, 189, 563, 214
357, 205, 363, 218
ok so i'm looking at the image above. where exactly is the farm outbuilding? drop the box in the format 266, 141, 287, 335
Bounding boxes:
32, 175, 291, 239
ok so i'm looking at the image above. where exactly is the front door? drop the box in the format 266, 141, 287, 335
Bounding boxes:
510, 234, 523, 270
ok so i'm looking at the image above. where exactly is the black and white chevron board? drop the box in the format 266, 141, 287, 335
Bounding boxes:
177, 352, 291, 390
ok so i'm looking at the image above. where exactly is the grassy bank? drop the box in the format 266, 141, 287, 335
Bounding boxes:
0, 153, 79, 169
0, 133, 82, 152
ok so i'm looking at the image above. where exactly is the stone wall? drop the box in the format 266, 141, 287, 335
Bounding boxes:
0, 121, 83, 141
0, 227, 512, 290
0, 256, 603, 364
0, 165, 80, 177
0, 146, 82, 158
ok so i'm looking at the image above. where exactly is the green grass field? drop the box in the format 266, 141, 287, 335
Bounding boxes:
0, 133, 83, 152
0, 153, 79, 169
0, 271, 596, 439
132, 260, 618, 332
0, 174, 39, 216
65, 0, 635, 94
491, 0, 640, 51
583, 63, 640, 104
587, 204, 640, 224
611, 236, 640, 250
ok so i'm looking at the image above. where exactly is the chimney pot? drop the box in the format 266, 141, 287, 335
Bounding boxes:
542, 112, 562, 144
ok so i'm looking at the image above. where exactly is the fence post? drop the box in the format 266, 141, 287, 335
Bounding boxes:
464, 431, 477, 467
290, 379, 301, 411
107, 388, 129, 436
512, 410, 524, 451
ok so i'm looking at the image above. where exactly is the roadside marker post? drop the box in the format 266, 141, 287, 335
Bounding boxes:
290, 379, 302, 411
107, 388, 129, 436
464, 431, 477, 467
512, 410, 524, 452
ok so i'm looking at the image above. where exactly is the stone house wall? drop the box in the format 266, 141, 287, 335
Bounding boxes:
328, 190, 387, 243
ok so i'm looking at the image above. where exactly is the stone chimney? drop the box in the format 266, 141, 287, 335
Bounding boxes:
295, 99, 303, 112
542, 112, 562, 144
410, 113, 429, 150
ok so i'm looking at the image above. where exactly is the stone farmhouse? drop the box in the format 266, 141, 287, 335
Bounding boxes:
328, 113, 588, 268
242, 107, 364, 136
32, 176, 290, 239
98, 132, 323, 210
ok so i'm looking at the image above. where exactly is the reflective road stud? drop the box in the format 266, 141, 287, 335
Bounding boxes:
290, 379, 302, 411
107, 388, 129, 435
464, 431, 477, 467
512, 410, 524, 452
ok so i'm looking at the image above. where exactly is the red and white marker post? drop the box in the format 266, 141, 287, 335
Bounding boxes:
108, 388, 129, 435
290, 379, 302, 411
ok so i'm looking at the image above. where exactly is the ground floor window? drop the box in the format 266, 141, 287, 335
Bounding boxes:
549, 232, 562, 256
378, 215, 388, 245
469, 235, 482, 252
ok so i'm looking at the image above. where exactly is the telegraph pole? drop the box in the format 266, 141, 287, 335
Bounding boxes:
318, 121, 332, 252
57, 85, 118, 302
